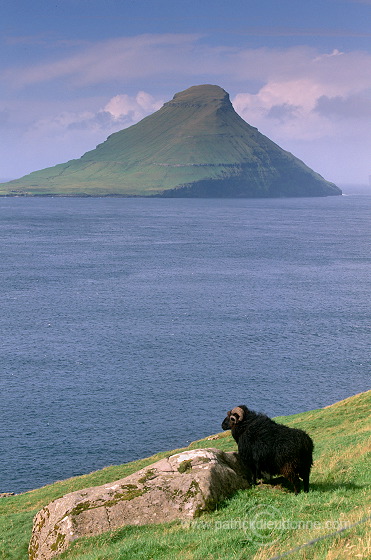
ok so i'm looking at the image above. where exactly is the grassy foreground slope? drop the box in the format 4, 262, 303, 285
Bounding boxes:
0, 391, 369, 560
0, 85, 341, 198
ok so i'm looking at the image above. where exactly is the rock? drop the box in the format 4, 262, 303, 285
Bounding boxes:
0, 492, 15, 498
29, 448, 249, 560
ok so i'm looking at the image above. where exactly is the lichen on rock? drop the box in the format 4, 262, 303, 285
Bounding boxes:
29, 448, 249, 560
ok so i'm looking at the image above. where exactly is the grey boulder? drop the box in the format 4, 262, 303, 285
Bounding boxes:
29, 447, 249, 560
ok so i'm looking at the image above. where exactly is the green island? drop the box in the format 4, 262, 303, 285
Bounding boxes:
0, 85, 341, 198
1, 390, 369, 560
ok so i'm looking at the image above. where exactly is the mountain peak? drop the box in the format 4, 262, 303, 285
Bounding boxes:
0, 84, 341, 198
166, 84, 231, 108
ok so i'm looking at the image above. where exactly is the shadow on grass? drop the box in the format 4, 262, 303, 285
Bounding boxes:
257, 477, 362, 493
308, 481, 362, 492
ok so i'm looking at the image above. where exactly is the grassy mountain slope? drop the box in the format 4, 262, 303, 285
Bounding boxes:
0, 390, 369, 560
0, 85, 341, 197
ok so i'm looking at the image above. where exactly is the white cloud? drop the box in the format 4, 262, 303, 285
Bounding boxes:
103, 91, 162, 121
3, 34, 203, 88
231, 45, 371, 146
21, 92, 164, 144
4, 35, 371, 105
0, 91, 165, 177
2, 34, 371, 183
234, 79, 324, 114
232, 78, 340, 142
313, 48, 344, 61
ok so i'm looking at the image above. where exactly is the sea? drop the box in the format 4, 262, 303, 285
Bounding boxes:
1, 194, 370, 494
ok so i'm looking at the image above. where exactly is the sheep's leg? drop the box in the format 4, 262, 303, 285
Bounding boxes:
244, 463, 257, 485
238, 450, 257, 485
282, 465, 301, 494
302, 470, 310, 493
248, 465, 258, 486
244, 464, 256, 485
249, 461, 260, 485
289, 473, 301, 495
252, 467, 258, 486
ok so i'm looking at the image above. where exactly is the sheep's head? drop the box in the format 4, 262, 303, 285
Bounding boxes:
221, 406, 245, 430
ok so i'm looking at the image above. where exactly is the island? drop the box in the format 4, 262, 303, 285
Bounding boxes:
0, 84, 342, 198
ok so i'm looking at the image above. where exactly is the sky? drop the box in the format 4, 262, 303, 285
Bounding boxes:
1, 0, 371, 185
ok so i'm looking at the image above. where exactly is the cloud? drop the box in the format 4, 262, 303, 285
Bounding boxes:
3, 34, 203, 88
0, 91, 164, 177
3, 34, 371, 105
2, 33, 371, 182
103, 91, 162, 121
315, 94, 371, 119
266, 103, 300, 121
24, 91, 163, 140
232, 79, 336, 142
230, 44, 371, 143
234, 79, 326, 114
313, 48, 344, 61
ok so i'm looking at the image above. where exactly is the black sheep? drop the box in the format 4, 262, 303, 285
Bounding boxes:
221, 405, 314, 494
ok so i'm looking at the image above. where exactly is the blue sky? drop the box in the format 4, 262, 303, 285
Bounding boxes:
1, 0, 371, 184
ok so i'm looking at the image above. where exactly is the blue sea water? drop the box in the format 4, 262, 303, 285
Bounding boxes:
1, 195, 370, 494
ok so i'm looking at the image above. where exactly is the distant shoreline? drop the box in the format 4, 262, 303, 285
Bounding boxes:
0, 184, 368, 198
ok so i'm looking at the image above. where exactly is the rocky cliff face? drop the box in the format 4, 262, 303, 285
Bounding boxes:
0, 84, 341, 197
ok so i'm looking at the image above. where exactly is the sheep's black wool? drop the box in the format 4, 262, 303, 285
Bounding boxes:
222, 405, 314, 494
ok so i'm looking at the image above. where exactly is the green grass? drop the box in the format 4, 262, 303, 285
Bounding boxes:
1, 391, 370, 560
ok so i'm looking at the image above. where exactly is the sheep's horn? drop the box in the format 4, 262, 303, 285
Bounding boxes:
231, 406, 244, 420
